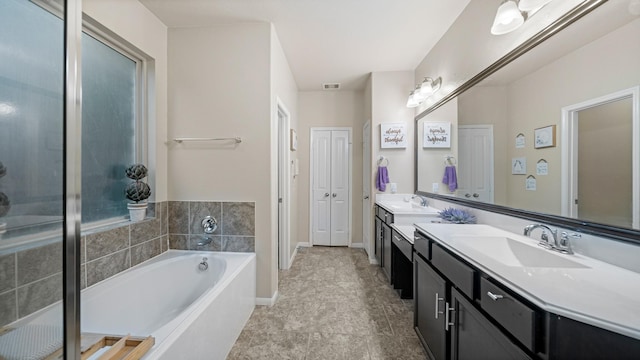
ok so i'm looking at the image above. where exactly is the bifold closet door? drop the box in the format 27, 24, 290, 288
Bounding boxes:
311, 129, 350, 246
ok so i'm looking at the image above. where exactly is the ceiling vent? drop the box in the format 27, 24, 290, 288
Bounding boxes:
322, 83, 341, 90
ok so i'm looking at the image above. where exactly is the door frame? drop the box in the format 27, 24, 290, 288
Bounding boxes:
362, 120, 372, 258
276, 98, 292, 269
561, 86, 640, 228
309, 127, 353, 246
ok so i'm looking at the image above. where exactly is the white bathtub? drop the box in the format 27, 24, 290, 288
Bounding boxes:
82, 250, 256, 359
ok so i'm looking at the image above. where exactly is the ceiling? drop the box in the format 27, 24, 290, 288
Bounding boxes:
139, 0, 471, 90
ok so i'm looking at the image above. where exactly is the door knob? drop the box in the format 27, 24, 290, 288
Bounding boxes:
324, 193, 330, 197
473, 193, 479, 198
332, 193, 337, 198
465, 193, 471, 198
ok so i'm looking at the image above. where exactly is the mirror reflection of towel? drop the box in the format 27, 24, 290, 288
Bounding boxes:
442, 166, 458, 192
376, 166, 389, 191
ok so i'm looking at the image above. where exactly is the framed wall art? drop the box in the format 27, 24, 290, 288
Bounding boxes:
534, 125, 556, 149
423, 122, 451, 148
381, 123, 407, 148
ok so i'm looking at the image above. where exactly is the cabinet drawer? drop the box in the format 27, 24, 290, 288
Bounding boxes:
392, 230, 412, 261
413, 232, 430, 259
480, 277, 537, 352
431, 244, 475, 299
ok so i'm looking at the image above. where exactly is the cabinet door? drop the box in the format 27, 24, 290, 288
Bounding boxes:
414, 254, 447, 360
374, 216, 382, 265
382, 222, 392, 280
450, 288, 530, 360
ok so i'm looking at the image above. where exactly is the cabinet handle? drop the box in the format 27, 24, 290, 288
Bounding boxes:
445, 302, 455, 331
434, 293, 444, 319
487, 291, 504, 301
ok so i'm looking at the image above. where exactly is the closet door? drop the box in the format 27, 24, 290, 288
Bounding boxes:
330, 130, 350, 246
312, 130, 332, 246
311, 129, 351, 246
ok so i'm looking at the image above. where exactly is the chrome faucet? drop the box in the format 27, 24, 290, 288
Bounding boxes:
411, 194, 429, 207
523, 224, 557, 250
197, 237, 213, 247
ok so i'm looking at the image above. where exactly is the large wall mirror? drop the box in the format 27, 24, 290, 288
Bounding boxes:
416, 0, 640, 241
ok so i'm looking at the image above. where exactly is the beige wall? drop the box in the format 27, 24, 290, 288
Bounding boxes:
84, 0, 169, 202
412, 0, 582, 114
371, 72, 416, 195
297, 91, 365, 245
458, 86, 508, 204
506, 19, 640, 214
167, 23, 276, 298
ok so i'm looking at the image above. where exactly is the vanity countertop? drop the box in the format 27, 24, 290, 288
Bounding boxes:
414, 223, 640, 341
391, 224, 416, 245
375, 194, 439, 216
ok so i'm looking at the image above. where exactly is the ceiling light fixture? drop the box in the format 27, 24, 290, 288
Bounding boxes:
407, 76, 442, 108
491, 0, 525, 35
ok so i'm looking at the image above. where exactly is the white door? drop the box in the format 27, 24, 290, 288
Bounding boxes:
311, 129, 351, 246
458, 126, 494, 203
362, 121, 371, 257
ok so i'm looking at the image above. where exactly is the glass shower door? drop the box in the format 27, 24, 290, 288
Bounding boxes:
0, 0, 72, 358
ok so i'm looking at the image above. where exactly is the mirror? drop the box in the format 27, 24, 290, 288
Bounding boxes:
417, 0, 640, 235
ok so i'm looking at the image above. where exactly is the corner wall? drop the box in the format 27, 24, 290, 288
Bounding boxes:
167, 23, 276, 298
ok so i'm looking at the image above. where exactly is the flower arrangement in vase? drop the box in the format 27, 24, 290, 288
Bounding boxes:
438, 207, 477, 224
125, 164, 151, 222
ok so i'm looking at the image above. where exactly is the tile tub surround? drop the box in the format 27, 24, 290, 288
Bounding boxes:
228, 247, 426, 360
0, 202, 169, 328
168, 201, 255, 252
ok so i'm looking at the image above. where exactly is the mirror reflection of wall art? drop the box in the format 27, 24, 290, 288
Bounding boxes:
381, 123, 407, 148
512, 157, 526, 175
536, 159, 548, 175
423, 122, 451, 148
534, 125, 556, 149
515, 133, 525, 148
526, 175, 537, 191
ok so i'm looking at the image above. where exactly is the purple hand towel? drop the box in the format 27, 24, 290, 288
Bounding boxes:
442, 166, 458, 192
376, 166, 389, 191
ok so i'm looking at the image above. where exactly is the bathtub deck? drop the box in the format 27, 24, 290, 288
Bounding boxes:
228, 247, 426, 359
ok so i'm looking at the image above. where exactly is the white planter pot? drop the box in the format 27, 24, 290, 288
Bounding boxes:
128, 203, 147, 222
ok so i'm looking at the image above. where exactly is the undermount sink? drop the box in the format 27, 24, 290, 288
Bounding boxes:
378, 201, 439, 215
453, 236, 590, 269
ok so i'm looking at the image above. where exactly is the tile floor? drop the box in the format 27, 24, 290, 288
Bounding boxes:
227, 246, 427, 359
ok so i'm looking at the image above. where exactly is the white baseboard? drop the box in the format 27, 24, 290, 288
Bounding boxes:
369, 258, 379, 265
256, 290, 279, 306
349, 243, 364, 249
288, 246, 298, 267
297, 242, 311, 248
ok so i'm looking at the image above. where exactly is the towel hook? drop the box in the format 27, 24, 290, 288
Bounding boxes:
444, 155, 456, 166
378, 156, 389, 166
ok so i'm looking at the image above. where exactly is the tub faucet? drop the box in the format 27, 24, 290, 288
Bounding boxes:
411, 195, 428, 207
197, 237, 213, 247
523, 224, 557, 250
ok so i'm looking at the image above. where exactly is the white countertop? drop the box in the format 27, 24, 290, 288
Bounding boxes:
375, 194, 440, 216
391, 224, 416, 244
413, 223, 640, 341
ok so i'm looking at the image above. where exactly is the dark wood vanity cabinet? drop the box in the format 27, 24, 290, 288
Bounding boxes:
374, 205, 393, 281
391, 229, 413, 299
413, 229, 640, 360
414, 232, 532, 360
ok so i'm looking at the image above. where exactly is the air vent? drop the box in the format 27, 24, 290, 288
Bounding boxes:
322, 83, 341, 90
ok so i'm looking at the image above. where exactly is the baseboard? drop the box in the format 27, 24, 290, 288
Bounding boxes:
297, 242, 311, 248
349, 243, 364, 248
289, 246, 298, 267
256, 290, 279, 306
369, 258, 379, 265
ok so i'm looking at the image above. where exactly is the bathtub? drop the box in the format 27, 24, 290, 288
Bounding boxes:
81, 250, 256, 359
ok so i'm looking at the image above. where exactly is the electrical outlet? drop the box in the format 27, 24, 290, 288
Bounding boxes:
432, 183, 439, 192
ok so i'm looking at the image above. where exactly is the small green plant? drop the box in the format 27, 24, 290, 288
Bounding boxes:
125, 164, 151, 203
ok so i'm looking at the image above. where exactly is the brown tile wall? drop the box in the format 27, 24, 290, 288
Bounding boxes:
168, 201, 255, 252
0, 200, 254, 328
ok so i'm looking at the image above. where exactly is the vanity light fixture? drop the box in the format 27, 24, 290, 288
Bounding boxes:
406, 77, 443, 108
491, 0, 525, 35
518, 0, 553, 12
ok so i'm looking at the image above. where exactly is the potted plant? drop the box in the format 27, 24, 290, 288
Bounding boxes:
125, 163, 151, 222
0, 161, 9, 235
